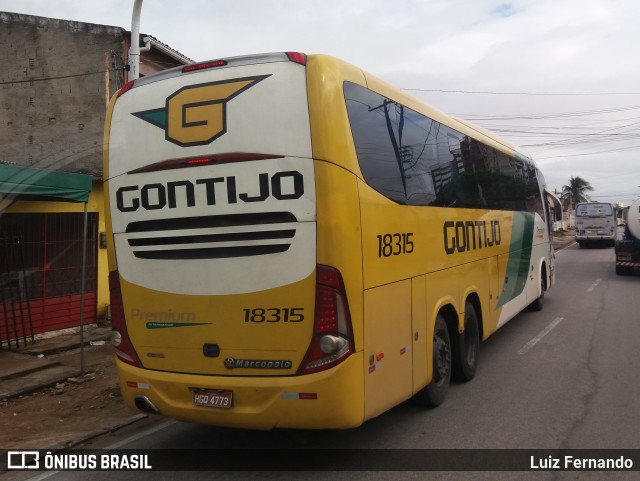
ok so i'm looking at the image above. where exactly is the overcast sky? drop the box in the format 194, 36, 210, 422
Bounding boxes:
2, 0, 640, 205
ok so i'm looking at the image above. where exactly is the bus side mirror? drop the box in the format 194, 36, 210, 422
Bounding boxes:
544, 190, 563, 222
553, 204, 562, 222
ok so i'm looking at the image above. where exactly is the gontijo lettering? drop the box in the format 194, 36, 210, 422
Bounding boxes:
116, 171, 304, 212
443, 220, 501, 254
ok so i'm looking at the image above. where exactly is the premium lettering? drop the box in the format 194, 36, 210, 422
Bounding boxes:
130, 309, 196, 322
116, 171, 304, 212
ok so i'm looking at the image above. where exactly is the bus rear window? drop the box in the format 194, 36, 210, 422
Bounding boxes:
576, 204, 613, 217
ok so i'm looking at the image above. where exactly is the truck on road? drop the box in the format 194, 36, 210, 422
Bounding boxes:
615, 198, 640, 275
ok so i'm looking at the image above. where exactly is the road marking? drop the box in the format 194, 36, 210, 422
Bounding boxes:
105, 418, 177, 449
586, 278, 602, 292
518, 317, 564, 355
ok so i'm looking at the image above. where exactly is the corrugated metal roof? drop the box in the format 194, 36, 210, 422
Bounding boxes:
140, 34, 194, 65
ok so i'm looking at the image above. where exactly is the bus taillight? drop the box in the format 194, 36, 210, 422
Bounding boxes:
109, 271, 142, 367
299, 265, 354, 374
182, 59, 228, 73
286, 52, 307, 65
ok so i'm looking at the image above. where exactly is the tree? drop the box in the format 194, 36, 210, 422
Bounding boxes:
561, 176, 593, 210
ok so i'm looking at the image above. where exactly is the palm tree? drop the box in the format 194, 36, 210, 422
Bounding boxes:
561, 176, 593, 210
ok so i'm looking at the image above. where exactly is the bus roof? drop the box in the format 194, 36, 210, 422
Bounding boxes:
118, 51, 535, 168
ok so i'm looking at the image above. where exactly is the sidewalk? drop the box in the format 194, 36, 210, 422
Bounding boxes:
0, 325, 149, 449
0, 326, 111, 400
553, 232, 575, 251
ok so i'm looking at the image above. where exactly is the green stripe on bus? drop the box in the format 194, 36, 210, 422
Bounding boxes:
496, 212, 534, 308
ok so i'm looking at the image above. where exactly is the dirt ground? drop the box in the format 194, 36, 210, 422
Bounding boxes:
0, 343, 142, 450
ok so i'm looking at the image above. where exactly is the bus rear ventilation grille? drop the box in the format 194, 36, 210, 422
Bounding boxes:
124, 212, 297, 260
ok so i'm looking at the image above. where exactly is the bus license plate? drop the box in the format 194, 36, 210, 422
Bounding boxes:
192, 389, 233, 409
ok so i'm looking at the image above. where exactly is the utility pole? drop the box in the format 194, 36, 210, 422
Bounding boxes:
129, 0, 144, 80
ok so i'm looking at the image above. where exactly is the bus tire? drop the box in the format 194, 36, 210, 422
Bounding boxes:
528, 266, 546, 312
413, 315, 451, 407
453, 302, 480, 382
528, 288, 544, 311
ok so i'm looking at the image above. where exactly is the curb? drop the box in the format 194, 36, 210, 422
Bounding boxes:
62, 413, 149, 450
0, 327, 112, 400
0, 365, 82, 400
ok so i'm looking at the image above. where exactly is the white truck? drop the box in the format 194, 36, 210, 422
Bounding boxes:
615, 198, 640, 275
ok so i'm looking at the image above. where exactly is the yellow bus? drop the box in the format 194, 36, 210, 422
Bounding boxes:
104, 52, 562, 429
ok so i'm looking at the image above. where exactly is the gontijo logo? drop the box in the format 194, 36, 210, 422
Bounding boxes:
132, 75, 270, 147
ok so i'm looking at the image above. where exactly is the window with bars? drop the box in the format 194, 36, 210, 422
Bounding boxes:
1, 212, 98, 340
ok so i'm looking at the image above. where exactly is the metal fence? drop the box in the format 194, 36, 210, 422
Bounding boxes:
0, 234, 34, 349
0, 213, 98, 350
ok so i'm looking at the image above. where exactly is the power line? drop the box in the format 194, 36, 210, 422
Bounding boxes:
522, 119, 640, 149
534, 144, 640, 159
403, 88, 640, 96
0, 68, 123, 85
456, 105, 640, 121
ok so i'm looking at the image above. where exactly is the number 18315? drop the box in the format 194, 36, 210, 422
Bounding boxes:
377, 233, 414, 257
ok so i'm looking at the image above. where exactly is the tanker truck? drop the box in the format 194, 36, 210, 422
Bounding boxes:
615, 198, 640, 275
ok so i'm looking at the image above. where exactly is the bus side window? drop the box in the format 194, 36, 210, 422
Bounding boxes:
345, 81, 545, 216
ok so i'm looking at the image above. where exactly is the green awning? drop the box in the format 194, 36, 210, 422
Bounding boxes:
0, 164, 92, 203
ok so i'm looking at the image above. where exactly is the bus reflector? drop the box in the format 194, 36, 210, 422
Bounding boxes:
182, 60, 228, 73
286, 52, 307, 65
299, 265, 354, 374
116, 80, 135, 97
126, 381, 150, 389
281, 392, 318, 400
109, 271, 142, 367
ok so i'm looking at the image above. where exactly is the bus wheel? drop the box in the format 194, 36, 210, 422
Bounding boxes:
413, 315, 451, 407
528, 268, 546, 312
453, 302, 480, 382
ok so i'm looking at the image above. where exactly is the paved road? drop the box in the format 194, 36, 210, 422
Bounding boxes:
14, 244, 640, 481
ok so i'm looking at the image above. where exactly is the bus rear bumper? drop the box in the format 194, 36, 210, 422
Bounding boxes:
115, 352, 365, 430
576, 234, 615, 247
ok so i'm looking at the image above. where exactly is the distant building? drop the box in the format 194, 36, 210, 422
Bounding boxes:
0, 11, 191, 346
